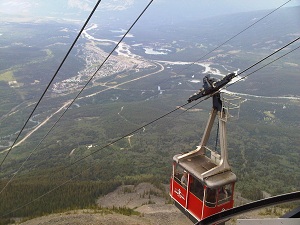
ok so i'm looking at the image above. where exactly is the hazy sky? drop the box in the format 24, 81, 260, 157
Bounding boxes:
0, 0, 299, 22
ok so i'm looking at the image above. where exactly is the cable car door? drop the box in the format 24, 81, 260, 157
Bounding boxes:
171, 163, 188, 208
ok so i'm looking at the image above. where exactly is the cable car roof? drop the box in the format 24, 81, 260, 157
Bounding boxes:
173, 154, 237, 188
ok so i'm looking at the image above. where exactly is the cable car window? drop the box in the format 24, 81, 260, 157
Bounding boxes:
217, 184, 232, 205
173, 164, 187, 188
205, 187, 217, 207
189, 176, 204, 200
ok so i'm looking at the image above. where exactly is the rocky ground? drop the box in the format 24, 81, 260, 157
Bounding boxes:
18, 183, 283, 225
18, 183, 192, 225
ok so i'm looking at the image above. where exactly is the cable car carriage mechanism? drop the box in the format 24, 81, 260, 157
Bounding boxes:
170, 73, 241, 223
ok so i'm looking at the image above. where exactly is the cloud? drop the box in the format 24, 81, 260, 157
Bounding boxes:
66, 0, 136, 13
0, 0, 34, 15
100, 0, 135, 11
67, 0, 94, 11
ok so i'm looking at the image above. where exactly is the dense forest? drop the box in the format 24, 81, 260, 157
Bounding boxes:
0, 174, 162, 225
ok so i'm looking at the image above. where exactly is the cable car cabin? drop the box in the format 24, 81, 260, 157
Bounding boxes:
170, 104, 237, 223
170, 74, 238, 223
170, 155, 236, 223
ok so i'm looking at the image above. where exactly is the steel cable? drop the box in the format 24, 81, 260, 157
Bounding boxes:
0, 0, 103, 168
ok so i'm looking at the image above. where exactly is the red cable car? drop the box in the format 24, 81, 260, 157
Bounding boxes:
170, 74, 237, 223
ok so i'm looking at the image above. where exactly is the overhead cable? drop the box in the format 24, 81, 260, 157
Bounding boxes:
164, 39, 300, 119
2, 34, 299, 220
1, 0, 292, 170
236, 36, 300, 77
177, 0, 292, 74
0, 0, 154, 195
228, 43, 300, 87
2, 0, 298, 216
43, 37, 300, 180
0, 0, 103, 169
185, 43, 300, 113
1, 0, 290, 171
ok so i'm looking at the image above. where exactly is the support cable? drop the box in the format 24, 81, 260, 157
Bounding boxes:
1, 0, 293, 175
177, 0, 292, 74
0, 0, 154, 194
2, 41, 298, 219
182, 36, 300, 106
0, 0, 103, 169
80, 38, 300, 167
0, 0, 293, 171
0, 103, 190, 218
169, 43, 300, 117
235, 37, 300, 77
1, 1, 298, 216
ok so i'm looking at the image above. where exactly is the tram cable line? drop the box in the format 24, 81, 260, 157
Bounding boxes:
164, 43, 300, 157
0, 100, 190, 217
172, 39, 300, 117
175, 0, 292, 76
32, 37, 300, 187
0, 29, 300, 197
227, 42, 300, 88
169, 40, 300, 221
0, 101, 73, 195
2, 39, 298, 219
0, 0, 103, 169
0, 0, 154, 195
131, 37, 300, 149
175, 45, 300, 125
234, 36, 300, 79
187, 36, 300, 103
13, 33, 300, 185
0, 103, 188, 217
0, 0, 291, 174
149, 42, 300, 160
1, 1, 298, 219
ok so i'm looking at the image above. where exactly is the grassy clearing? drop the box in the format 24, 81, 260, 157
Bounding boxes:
0, 71, 15, 82
264, 111, 275, 119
